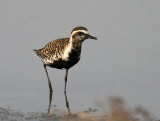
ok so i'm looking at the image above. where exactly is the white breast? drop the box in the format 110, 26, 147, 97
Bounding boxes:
62, 41, 73, 61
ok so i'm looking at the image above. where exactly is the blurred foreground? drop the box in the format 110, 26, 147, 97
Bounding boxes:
0, 97, 157, 121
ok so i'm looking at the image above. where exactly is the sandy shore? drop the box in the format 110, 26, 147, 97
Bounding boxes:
0, 107, 157, 121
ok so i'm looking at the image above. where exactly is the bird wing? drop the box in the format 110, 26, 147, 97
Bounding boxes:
34, 38, 70, 59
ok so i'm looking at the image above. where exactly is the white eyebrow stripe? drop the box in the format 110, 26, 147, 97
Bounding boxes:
70, 30, 88, 41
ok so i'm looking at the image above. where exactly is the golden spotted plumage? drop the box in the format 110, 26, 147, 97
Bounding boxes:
34, 38, 70, 60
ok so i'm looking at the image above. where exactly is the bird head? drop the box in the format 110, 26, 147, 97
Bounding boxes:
70, 26, 97, 42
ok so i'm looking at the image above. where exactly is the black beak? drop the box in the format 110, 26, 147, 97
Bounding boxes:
86, 34, 97, 40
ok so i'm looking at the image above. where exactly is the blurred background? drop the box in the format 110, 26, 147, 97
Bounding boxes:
0, 0, 160, 119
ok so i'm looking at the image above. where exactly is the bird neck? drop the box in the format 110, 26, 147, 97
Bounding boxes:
69, 37, 83, 49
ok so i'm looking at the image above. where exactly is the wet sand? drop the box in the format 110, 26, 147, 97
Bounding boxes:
0, 96, 157, 121
0, 107, 137, 121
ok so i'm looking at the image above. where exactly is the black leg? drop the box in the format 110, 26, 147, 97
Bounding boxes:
43, 64, 53, 92
48, 91, 53, 114
64, 69, 69, 93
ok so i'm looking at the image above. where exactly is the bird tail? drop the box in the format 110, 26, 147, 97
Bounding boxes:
33, 49, 42, 57
33, 49, 38, 54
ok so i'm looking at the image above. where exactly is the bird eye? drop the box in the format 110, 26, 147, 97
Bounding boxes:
78, 32, 83, 35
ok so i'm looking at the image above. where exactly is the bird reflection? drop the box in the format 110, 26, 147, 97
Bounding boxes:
47, 91, 71, 115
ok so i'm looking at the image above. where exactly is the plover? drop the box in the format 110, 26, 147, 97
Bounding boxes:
34, 26, 97, 92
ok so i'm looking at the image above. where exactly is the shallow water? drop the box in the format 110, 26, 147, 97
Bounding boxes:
0, 0, 160, 119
